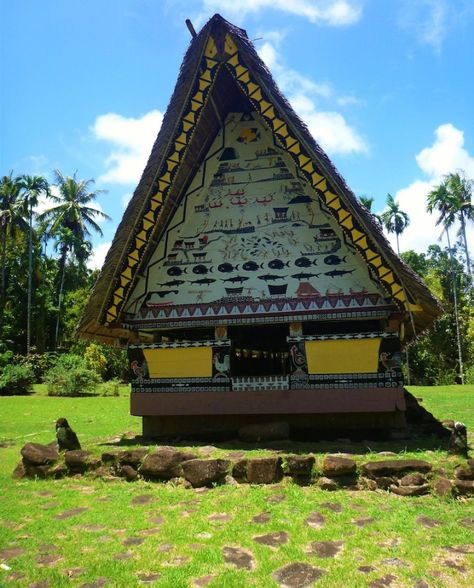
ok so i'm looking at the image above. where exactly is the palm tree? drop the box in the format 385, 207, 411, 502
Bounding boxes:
359, 196, 374, 211
38, 170, 110, 346
443, 171, 473, 275
380, 194, 410, 255
18, 175, 49, 355
380, 194, 411, 382
427, 181, 465, 384
0, 174, 28, 336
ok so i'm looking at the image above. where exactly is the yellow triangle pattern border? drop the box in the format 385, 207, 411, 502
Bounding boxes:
103, 39, 221, 324
224, 46, 408, 310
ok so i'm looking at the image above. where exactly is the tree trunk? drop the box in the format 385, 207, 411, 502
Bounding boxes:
446, 229, 464, 384
0, 227, 7, 337
27, 202, 33, 355
459, 210, 472, 275
55, 246, 68, 349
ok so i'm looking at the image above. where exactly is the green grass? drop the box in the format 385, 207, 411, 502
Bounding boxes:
0, 385, 473, 587
409, 384, 474, 431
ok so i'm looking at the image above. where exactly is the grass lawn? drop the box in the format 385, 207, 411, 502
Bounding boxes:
0, 385, 473, 587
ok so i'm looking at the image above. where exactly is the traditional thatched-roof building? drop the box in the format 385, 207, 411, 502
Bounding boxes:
78, 15, 441, 437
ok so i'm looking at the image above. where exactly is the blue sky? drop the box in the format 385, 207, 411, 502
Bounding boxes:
1, 0, 474, 268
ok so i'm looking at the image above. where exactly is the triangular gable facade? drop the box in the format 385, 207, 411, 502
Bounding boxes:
123, 109, 391, 327
78, 14, 441, 345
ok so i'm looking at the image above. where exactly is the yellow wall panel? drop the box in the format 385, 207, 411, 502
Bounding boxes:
305, 339, 381, 374
143, 348, 213, 378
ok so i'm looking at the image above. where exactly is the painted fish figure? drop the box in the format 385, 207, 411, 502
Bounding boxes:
325, 269, 355, 277
258, 274, 286, 282
268, 259, 287, 270
167, 266, 186, 276
294, 257, 314, 268
242, 261, 260, 271
324, 255, 347, 265
222, 276, 250, 283
189, 278, 216, 285
218, 262, 237, 273
192, 264, 209, 274
291, 272, 320, 280
158, 279, 185, 287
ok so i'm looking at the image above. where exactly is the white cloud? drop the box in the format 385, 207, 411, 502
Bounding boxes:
92, 110, 163, 185
121, 193, 132, 208
416, 124, 474, 179
303, 110, 367, 154
378, 123, 474, 254
398, 0, 474, 52
257, 37, 367, 155
201, 0, 362, 25
88, 241, 111, 270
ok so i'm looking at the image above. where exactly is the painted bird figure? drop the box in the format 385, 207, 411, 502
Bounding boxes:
55, 418, 81, 451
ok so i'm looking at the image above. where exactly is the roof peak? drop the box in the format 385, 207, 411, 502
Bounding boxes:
199, 13, 248, 40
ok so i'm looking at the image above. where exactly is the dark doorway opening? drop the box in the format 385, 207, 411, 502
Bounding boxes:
228, 324, 290, 376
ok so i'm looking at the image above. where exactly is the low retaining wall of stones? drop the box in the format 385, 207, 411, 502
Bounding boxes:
13, 443, 474, 498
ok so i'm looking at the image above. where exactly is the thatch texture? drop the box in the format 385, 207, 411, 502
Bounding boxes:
77, 14, 441, 345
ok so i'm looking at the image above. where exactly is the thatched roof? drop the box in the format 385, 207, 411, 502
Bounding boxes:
77, 14, 441, 345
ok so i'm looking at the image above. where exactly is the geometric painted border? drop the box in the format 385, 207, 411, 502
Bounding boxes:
222, 35, 408, 311
102, 39, 223, 324
103, 30, 409, 326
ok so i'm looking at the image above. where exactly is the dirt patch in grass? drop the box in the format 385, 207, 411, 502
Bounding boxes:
321, 502, 343, 512
0, 546, 25, 560
191, 574, 217, 587
136, 572, 161, 583
305, 511, 325, 529
55, 507, 89, 520
272, 562, 326, 587
123, 536, 145, 546
416, 515, 443, 528
253, 531, 289, 547
267, 493, 286, 503
368, 574, 397, 587
222, 545, 255, 570
352, 516, 375, 527
306, 540, 344, 558
251, 511, 271, 523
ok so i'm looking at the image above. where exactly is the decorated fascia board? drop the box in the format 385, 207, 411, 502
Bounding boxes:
101, 26, 412, 328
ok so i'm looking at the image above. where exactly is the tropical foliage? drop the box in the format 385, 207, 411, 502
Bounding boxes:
1, 167, 473, 390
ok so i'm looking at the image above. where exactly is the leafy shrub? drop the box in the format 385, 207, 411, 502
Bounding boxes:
0, 364, 35, 395
84, 343, 107, 379
465, 365, 474, 385
14, 352, 58, 382
0, 351, 14, 369
44, 354, 101, 396
100, 378, 121, 397
70, 340, 129, 382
